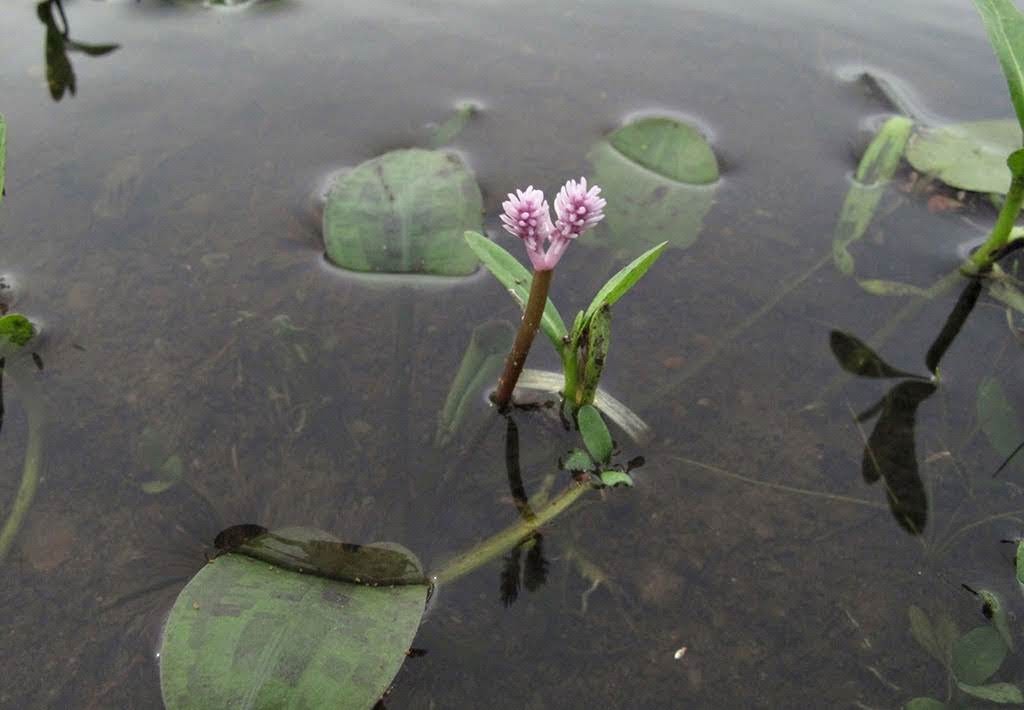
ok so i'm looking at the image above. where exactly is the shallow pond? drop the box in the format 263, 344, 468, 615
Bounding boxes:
2, 0, 1023, 707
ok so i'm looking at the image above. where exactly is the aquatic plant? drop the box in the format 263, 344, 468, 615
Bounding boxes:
465, 179, 665, 412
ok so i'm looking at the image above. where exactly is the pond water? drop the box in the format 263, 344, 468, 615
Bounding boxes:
2, 0, 1023, 707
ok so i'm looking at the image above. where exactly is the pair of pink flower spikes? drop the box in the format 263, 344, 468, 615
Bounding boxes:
499, 178, 607, 271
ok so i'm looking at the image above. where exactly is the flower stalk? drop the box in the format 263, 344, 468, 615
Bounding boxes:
493, 268, 553, 410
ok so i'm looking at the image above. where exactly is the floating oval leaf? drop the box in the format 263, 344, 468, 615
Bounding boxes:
588, 117, 718, 252
160, 533, 429, 710
951, 625, 1007, 685
957, 681, 1023, 704
323, 149, 482, 276
578, 404, 613, 464
906, 119, 1020, 195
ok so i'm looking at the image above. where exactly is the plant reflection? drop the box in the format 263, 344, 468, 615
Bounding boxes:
498, 415, 549, 606
36, 0, 119, 102
832, 277, 982, 535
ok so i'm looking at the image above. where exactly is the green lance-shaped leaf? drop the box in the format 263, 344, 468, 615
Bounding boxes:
587, 117, 718, 253
160, 539, 429, 710
829, 330, 924, 380
957, 681, 1024, 704
974, 0, 1024, 136
0, 113, 6, 202
0, 314, 36, 350
977, 376, 1024, 467
323, 149, 482, 276
578, 241, 666, 339
906, 119, 1021, 195
832, 116, 913, 275
579, 305, 611, 407
578, 404, 613, 465
464, 231, 569, 351
436, 320, 515, 446
951, 625, 1008, 685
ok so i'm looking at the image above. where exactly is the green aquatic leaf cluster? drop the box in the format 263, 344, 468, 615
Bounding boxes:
907, 599, 1023, 708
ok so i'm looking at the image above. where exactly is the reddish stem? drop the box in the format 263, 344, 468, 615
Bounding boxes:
492, 269, 553, 411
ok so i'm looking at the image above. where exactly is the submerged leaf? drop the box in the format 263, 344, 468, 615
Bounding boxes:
903, 699, 948, 710
832, 116, 914, 275
906, 119, 1020, 195
829, 330, 923, 380
464, 231, 568, 351
977, 377, 1024, 466
578, 404, 613, 465
588, 117, 718, 252
977, 589, 1014, 651
957, 681, 1023, 704
436, 320, 514, 446
951, 625, 1007, 685
323, 149, 482, 276
160, 544, 429, 710
909, 605, 954, 666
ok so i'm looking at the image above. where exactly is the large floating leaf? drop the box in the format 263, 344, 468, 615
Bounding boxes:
160, 528, 429, 710
951, 625, 1007, 685
906, 120, 1020, 195
464, 231, 568, 351
587, 117, 718, 252
323, 148, 482, 276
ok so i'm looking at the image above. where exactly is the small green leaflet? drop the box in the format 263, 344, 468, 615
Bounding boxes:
951, 625, 1007, 685
578, 404, 613, 464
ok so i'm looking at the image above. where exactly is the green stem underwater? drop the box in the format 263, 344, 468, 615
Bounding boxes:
431, 480, 590, 585
493, 269, 553, 410
0, 373, 44, 561
970, 170, 1024, 270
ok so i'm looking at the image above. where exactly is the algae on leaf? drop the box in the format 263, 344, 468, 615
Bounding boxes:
324, 148, 482, 276
588, 116, 718, 252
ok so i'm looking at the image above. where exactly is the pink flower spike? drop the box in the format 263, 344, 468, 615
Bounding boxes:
500, 186, 552, 269
553, 177, 606, 240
